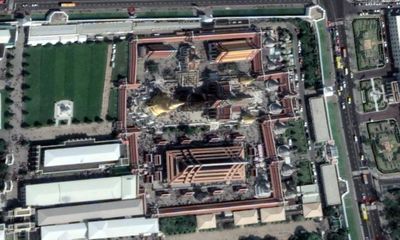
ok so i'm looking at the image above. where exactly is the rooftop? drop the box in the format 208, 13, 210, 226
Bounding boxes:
233, 209, 258, 226
25, 175, 137, 206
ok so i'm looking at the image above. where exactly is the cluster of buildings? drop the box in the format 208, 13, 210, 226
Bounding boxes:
0, 5, 343, 239
2, 138, 159, 240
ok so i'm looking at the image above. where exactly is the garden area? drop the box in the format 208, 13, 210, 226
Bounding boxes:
283, 119, 308, 154
22, 42, 108, 127
111, 41, 129, 82
290, 19, 322, 90
352, 18, 385, 71
367, 119, 400, 173
359, 78, 387, 112
159, 215, 197, 235
296, 161, 314, 186
213, 7, 305, 17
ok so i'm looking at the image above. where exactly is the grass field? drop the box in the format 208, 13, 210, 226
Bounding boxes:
367, 119, 400, 173
284, 119, 308, 154
353, 18, 385, 71
23, 43, 108, 126
111, 41, 129, 81
316, 20, 332, 81
107, 88, 118, 120
296, 161, 314, 185
136, 10, 194, 18
213, 7, 305, 17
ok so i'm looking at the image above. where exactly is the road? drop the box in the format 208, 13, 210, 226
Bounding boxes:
319, 0, 387, 238
15, 0, 312, 11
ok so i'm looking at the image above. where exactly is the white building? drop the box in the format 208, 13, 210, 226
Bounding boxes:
88, 218, 159, 239
320, 164, 341, 206
40, 218, 159, 240
43, 143, 121, 167
25, 175, 137, 206
37, 199, 144, 226
309, 96, 330, 143
389, 14, 400, 72
41, 223, 87, 240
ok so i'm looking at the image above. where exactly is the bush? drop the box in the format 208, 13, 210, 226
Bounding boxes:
159, 216, 196, 235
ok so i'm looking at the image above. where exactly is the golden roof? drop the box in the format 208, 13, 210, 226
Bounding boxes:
147, 94, 184, 116
241, 114, 256, 125
239, 76, 255, 86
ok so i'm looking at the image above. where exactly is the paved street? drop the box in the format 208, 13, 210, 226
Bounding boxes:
319, 0, 391, 238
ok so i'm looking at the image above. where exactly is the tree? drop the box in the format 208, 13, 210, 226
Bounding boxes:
21, 83, 30, 90
22, 96, 31, 102
5, 86, 14, 92
290, 227, 321, 240
326, 228, 347, 240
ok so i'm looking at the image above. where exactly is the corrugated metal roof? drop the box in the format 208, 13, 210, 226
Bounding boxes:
321, 164, 341, 206
37, 199, 144, 226
26, 175, 137, 206
88, 218, 159, 239
41, 223, 87, 240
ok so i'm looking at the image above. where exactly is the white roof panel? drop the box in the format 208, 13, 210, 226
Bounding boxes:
41, 223, 87, 240
44, 143, 121, 167
26, 175, 137, 206
37, 199, 144, 226
321, 164, 341, 206
88, 218, 159, 239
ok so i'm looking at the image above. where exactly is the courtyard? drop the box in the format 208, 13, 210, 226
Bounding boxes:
352, 18, 385, 71
22, 43, 108, 126
367, 119, 400, 173
359, 78, 387, 112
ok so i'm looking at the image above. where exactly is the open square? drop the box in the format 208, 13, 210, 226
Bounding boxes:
359, 78, 387, 112
367, 119, 400, 173
352, 18, 385, 71
23, 43, 108, 126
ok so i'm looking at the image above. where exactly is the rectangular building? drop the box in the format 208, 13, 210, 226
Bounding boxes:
25, 175, 137, 207
309, 97, 330, 143
41, 223, 87, 240
320, 164, 341, 206
166, 145, 247, 185
37, 199, 144, 226
88, 218, 159, 239
210, 39, 260, 63
44, 143, 121, 167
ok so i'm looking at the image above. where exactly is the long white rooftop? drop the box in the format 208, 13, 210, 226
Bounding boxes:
88, 218, 159, 239
43, 143, 121, 167
41, 223, 87, 240
25, 175, 137, 206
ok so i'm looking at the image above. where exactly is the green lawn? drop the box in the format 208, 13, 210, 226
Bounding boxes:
297, 161, 313, 185
284, 119, 308, 154
136, 10, 194, 18
107, 88, 118, 120
159, 216, 197, 235
367, 120, 400, 173
213, 7, 305, 17
68, 12, 129, 20
112, 41, 129, 81
316, 20, 332, 82
353, 18, 385, 71
23, 43, 108, 126
327, 101, 361, 240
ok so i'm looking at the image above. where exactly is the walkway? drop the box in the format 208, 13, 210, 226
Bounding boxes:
100, 44, 113, 119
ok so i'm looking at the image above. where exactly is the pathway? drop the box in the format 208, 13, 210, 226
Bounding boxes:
100, 44, 113, 119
